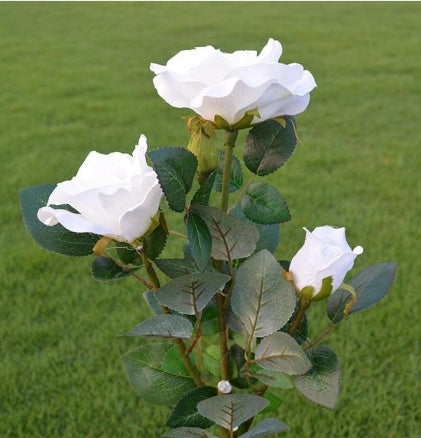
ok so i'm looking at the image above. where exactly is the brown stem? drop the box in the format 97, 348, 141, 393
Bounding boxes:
217, 293, 231, 381
288, 297, 311, 336
304, 323, 334, 351
140, 253, 203, 387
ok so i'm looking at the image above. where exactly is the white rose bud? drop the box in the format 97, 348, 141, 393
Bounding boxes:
289, 226, 363, 298
151, 38, 316, 128
217, 380, 232, 394
37, 135, 163, 243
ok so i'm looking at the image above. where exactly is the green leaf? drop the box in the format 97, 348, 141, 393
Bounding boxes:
143, 223, 168, 260
255, 332, 312, 376
162, 428, 217, 438
244, 117, 297, 176
186, 212, 212, 272
115, 242, 140, 264
148, 147, 197, 212
155, 258, 198, 279
91, 256, 137, 281
197, 394, 269, 429
156, 273, 230, 315
121, 343, 195, 406
231, 205, 280, 254
203, 345, 221, 377
348, 262, 397, 313
261, 392, 282, 414
214, 152, 243, 193
166, 386, 218, 429
191, 205, 259, 261
239, 418, 288, 437
293, 345, 340, 409
327, 289, 352, 324
241, 182, 290, 224
124, 315, 193, 339
250, 367, 293, 389
231, 250, 296, 338
19, 184, 100, 256
162, 345, 192, 377
143, 291, 164, 315
191, 171, 217, 205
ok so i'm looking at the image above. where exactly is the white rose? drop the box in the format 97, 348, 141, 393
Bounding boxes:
37, 135, 163, 243
150, 38, 316, 127
289, 226, 363, 297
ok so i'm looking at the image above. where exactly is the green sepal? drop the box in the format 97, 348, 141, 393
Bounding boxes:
311, 276, 333, 302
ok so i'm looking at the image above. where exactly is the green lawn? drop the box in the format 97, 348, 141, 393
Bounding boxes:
1, 2, 420, 437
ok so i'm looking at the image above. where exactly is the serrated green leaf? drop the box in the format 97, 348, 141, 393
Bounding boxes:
121, 343, 195, 406
293, 345, 340, 409
19, 184, 100, 256
156, 273, 230, 315
214, 152, 243, 193
192, 171, 217, 205
91, 256, 137, 281
149, 147, 197, 212
155, 258, 198, 279
241, 182, 290, 224
115, 242, 140, 264
231, 205, 280, 254
255, 332, 312, 376
348, 262, 397, 313
239, 418, 288, 437
162, 345, 192, 377
327, 289, 352, 324
250, 367, 293, 389
124, 315, 193, 339
162, 427, 217, 438
197, 394, 269, 429
143, 223, 168, 260
166, 386, 217, 429
186, 212, 212, 272
191, 205, 259, 261
231, 250, 296, 339
244, 117, 297, 176
143, 290, 164, 315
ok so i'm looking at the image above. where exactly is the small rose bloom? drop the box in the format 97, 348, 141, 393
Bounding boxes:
37, 135, 163, 243
150, 38, 316, 127
289, 226, 363, 297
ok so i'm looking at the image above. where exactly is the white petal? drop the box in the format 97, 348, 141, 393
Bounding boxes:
37, 206, 114, 236
257, 38, 283, 62
119, 182, 163, 242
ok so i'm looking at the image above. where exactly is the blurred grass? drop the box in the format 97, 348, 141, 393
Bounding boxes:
0, 2, 420, 437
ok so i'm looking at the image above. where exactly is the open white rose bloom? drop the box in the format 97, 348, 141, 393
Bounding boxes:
290, 226, 364, 297
150, 38, 316, 126
37, 135, 163, 243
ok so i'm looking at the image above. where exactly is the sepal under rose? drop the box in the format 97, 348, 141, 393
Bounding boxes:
37, 135, 163, 243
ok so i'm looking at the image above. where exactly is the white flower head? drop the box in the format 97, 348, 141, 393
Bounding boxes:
151, 38, 316, 127
37, 135, 163, 243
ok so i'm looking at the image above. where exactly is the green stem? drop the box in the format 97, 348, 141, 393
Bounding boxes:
216, 293, 231, 381
221, 130, 238, 212
140, 253, 203, 387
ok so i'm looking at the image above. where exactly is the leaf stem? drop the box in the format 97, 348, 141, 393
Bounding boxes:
216, 293, 231, 381
168, 229, 187, 240
288, 297, 311, 336
304, 323, 334, 351
221, 130, 238, 212
228, 174, 256, 214
140, 252, 203, 387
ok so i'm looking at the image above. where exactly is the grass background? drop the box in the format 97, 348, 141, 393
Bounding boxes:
1, 2, 420, 437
